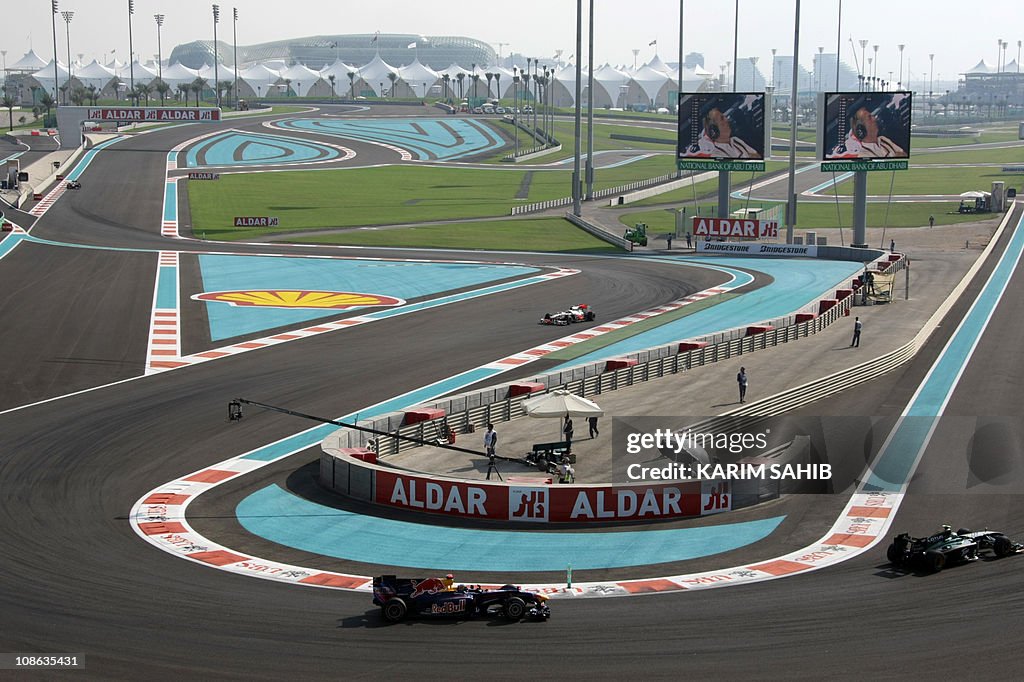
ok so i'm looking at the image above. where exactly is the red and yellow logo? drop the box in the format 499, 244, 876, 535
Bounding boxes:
193, 290, 404, 310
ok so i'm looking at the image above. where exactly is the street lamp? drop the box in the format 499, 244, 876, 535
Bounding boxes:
858, 39, 868, 87
61, 11, 74, 98
232, 8, 238, 108
770, 48, 777, 88
817, 46, 823, 92
929, 53, 934, 117
212, 4, 221, 108
872, 44, 879, 81
127, 0, 135, 93
51, 0, 59, 109
749, 56, 759, 90
154, 14, 165, 84
897, 44, 904, 89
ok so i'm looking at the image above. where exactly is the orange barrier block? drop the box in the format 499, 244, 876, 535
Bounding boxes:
745, 325, 774, 336
835, 289, 853, 301
795, 312, 817, 323
508, 382, 545, 397
340, 447, 377, 464
818, 299, 837, 314
404, 408, 445, 425
605, 358, 638, 371
678, 341, 709, 352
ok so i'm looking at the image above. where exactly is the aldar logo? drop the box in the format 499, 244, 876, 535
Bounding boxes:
701, 480, 731, 515
509, 487, 549, 522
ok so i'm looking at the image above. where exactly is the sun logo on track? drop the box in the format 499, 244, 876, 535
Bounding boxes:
192, 290, 404, 310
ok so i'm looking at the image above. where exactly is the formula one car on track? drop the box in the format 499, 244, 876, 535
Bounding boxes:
65, 180, 81, 190
886, 525, 1023, 573
539, 304, 595, 326
372, 575, 550, 623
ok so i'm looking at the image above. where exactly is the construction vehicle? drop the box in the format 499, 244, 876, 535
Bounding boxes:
624, 223, 648, 246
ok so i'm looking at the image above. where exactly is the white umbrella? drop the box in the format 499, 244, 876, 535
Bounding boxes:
959, 191, 986, 198
521, 389, 603, 417
522, 389, 603, 442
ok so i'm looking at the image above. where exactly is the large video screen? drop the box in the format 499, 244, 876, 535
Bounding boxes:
822, 92, 912, 160
677, 93, 766, 161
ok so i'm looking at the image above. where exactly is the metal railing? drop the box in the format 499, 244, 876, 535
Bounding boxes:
327, 258, 909, 458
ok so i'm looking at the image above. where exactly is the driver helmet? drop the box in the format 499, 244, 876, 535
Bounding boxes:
941, 524, 952, 536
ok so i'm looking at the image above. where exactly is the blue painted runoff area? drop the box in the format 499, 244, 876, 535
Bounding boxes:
275, 118, 504, 161
197, 254, 538, 341
864, 212, 1024, 491
163, 182, 177, 222
0, 231, 27, 261
156, 265, 177, 309
237, 485, 786, 571
553, 256, 863, 370
184, 131, 341, 167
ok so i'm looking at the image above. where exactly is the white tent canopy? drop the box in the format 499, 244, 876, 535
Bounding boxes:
357, 53, 399, 96
279, 63, 321, 96
397, 58, 439, 89
238, 63, 281, 95
30, 60, 70, 95
522, 390, 603, 418
592, 63, 630, 104
9, 49, 48, 72
159, 61, 199, 88
631, 60, 671, 102
74, 60, 115, 91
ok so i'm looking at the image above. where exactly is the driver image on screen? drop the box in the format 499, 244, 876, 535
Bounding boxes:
828, 93, 910, 159
688, 102, 758, 158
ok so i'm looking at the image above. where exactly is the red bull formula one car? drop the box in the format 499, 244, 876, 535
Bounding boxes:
539, 304, 595, 326
372, 575, 550, 623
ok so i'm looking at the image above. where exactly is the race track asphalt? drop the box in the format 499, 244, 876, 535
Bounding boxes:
1, 108, 1022, 679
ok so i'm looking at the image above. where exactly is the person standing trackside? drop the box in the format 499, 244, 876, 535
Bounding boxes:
563, 416, 574, 448
851, 316, 862, 347
588, 416, 599, 439
483, 423, 497, 457
890, 239, 895, 253
737, 367, 748, 403
929, 214, 935, 228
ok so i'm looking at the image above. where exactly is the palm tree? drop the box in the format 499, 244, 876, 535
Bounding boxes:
191, 77, 208, 106
176, 83, 189, 104
154, 80, 171, 105
39, 92, 55, 122
328, 74, 336, 100
441, 74, 451, 102
69, 86, 87, 106
218, 80, 233, 106
485, 72, 494, 101
471, 74, 480, 103
109, 76, 123, 101
386, 72, 397, 98
456, 72, 465, 100
283, 78, 293, 97
85, 84, 99, 106
2, 95, 15, 132
347, 71, 356, 99
135, 82, 152, 106
59, 84, 70, 106
494, 73, 502, 104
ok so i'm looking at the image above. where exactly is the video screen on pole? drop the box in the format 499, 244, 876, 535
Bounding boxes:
677, 93, 766, 161
822, 92, 912, 160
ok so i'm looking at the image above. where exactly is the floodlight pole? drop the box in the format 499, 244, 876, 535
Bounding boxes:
128, 0, 135, 94
784, 0, 801, 244
51, 0, 59, 109
212, 5, 221, 108
154, 14, 165, 84
677, 0, 685, 179
232, 8, 238, 108
585, 0, 595, 200
835, 0, 842, 89
571, 0, 582, 216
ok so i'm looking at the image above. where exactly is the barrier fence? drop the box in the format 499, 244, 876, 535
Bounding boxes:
327, 255, 907, 458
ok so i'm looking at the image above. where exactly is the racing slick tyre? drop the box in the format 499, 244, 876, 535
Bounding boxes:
886, 543, 903, 565
382, 598, 408, 623
993, 535, 1013, 557
585, 311, 595, 321
504, 597, 527, 621
926, 550, 946, 573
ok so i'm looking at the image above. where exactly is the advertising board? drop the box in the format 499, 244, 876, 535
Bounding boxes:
677, 92, 767, 161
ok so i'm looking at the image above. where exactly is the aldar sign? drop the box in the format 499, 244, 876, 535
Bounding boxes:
85, 107, 221, 122
693, 217, 779, 239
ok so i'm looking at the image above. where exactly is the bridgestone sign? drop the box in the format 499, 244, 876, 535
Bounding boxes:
85, 107, 221, 122
698, 242, 817, 257
693, 217, 779, 239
